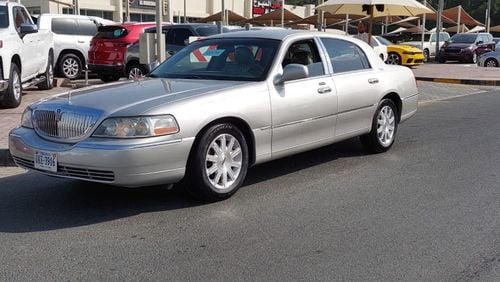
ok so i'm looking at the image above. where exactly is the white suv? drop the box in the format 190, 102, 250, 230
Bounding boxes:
37, 14, 101, 79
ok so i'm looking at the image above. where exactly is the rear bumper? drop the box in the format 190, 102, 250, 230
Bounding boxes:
88, 63, 125, 77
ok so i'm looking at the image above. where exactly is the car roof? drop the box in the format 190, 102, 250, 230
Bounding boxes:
39, 14, 95, 20
208, 29, 317, 41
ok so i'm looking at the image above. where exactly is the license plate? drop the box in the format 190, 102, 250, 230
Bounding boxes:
34, 150, 57, 173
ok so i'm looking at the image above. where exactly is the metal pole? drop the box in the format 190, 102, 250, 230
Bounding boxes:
221, 0, 225, 26
457, 5, 461, 33
183, 0, 186, 23
345, 13, 349, 35
156, 0, 165, 62
73, 0, 79, 15
317, 0, 324, 31
125, 0, 130, 22
435, 0, 443, 62
487, 0, 492, 33
421, 0, 426, 50
281, 0, 285, 28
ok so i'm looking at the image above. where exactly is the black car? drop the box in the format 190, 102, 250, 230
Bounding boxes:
124, 24, 229, 79
439, 33, 495, 64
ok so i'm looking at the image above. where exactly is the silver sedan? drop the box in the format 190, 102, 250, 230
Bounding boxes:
9, 30, 418, 201
478, 51, 500, 67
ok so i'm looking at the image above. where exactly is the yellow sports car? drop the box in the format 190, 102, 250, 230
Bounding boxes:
375, 36, 425, 66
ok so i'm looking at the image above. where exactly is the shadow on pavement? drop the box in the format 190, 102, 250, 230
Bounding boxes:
0, 138, 365, 233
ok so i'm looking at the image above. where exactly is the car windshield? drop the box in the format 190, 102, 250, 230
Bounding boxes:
376, 36, 393, 46
150, 38, 280, 81
0, 6, 8, 28
449, 34, 476, 44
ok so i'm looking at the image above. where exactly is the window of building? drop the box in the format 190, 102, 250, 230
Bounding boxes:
63, 8, 113, 21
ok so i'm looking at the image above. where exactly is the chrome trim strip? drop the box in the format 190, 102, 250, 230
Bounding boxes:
76, 138, 187, 150
402, 93, 419, 100
272, 113, 337, 129
337, 104, 376, 115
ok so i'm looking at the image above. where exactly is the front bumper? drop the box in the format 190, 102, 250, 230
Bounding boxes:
9, 127, 194, 187
440, 49, 473, 61
402, 53, 425, 66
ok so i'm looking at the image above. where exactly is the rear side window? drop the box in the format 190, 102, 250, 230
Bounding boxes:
52, 18, 78, 34
94, 25, 128, 39
321, 38, 371, 74
76, 19, 97, 36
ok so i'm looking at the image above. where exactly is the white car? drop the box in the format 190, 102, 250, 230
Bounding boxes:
0, 2, 54, 108
37, 14, 101, 79
370, 36, 388, 62
402, 32, 450, 62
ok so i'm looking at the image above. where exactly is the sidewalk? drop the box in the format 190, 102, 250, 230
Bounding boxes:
412, 62, 500, 86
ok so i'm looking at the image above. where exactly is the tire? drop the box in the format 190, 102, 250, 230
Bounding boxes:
38, 54, 54, 90
59, 53, 82, 80
1, 64, 22, 108
185, 123, 249, 202
438, 55, 446, 64
360, 99, 398, 154
127, 63, 147, 80
485, 58, 498, 67
423, 49, 430, 63
98, 74, 120, 83
386, 52, 401, 65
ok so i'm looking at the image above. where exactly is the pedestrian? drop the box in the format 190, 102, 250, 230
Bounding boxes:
355, 21, 370, 44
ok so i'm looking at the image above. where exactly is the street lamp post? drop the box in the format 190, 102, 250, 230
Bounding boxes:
487, 0, 492, 32
420, 0, 426, 51
281, 0, 285, 28
184, 0, 187, 23
435, 0, 443, 62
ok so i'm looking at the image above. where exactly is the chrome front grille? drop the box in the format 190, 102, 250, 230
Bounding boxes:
13, 156, 115, 182
33, 110, 97, 140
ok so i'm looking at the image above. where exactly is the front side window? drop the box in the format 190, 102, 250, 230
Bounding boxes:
13, 7, 30, 32
151, 38, 280, 81
281, 39, 325, 78
321, 38, 371, 74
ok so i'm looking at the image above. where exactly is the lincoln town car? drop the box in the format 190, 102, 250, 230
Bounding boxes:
9, 30, 418, 201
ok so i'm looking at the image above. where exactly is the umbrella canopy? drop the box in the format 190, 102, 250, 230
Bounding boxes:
246, 8, 302, 25
490, 25, 500, 33
443, 6, 483, 27
289, 12, 363, 26
197, 10, 247, 24
386, 27, 407, 35
317, 0, 433, 18
466, 26, 486, 33
445, 24, 470, 33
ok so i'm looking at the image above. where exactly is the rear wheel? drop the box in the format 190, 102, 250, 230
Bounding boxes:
185, 123, 249, 202
386, 52, 401, 65
360, 99, 398, 153
485, 58, 498, 67
38, 54, 54, 90
1, 64, 22, 108
127, 64, 146, 80
59, 53, 82, 79
423, 49, 430, 63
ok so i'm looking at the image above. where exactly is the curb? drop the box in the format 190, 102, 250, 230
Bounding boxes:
416, 77, 500, 86
0, 149, 15, 167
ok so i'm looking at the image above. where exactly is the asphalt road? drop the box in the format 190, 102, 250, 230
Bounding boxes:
1, 90, 500, 281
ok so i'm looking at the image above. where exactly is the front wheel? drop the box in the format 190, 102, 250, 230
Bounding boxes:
185, 123, 249, 202
386, 52, 401, 65
423, 49, 430, 63
38, 54, 54, 90
485, 58, 499, 67
471, 52, 478, 64
1, 64, 22, 108
360, 99, 398, 154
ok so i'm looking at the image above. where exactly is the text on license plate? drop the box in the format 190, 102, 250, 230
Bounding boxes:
34, 150, 58, 172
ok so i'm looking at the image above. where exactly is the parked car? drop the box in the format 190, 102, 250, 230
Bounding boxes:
369, 36, 388, 62
477, 50, 500, 67
125, 24, 228, 79
375, 36, 424, 66
439, 33, 495, 64
0, 2, 54, 108
9, 30, 418, 201
401, 32, 450, 62
37, 14, 102, 79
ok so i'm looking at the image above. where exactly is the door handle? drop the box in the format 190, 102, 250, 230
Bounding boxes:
77, 40, 85, 43
317, 86, 332, 94
368, 78, 379, 84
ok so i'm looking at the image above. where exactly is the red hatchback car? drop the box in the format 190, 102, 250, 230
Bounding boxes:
88, 22, 157, 82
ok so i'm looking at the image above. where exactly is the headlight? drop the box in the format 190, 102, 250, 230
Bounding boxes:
93, 115, 179, 138
21, 108, 33, 128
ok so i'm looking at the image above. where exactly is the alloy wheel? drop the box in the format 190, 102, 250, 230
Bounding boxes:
63, 58, 79, 78
12, 71, 21, 101
387, 53, 400, 65
485, 59, 498, 67
377, 105, 396, 147
205, 133, 243, 190
128, 67, 144, 79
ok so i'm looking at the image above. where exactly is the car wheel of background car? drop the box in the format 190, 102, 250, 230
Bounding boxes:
360, 99, 398, 154
1, 64, 22, 108
185, 123, 249, 202
423, 49, 430, 63
386, 52, 401, 65
485, 58, 499, 67
438, 56, 446, 63
98, 74, 120, 83
59, 53, 82, 80
127, 64, 146, 80
471, 52, 478, 64
38, 54, 54, 90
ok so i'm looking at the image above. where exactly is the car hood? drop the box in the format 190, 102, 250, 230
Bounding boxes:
388, 44, 422, 52
33, 78, 253, 117
401, 41, 421, 47
444, 43, 473, 49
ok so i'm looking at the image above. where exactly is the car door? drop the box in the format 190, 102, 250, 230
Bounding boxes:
270, 38, 338, 158
75, 18, 98, 64
320, 37, 381, 140
12, 6, 37, 80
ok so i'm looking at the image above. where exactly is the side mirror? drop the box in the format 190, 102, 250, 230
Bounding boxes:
20, 24, 38, 36
476, 41, 484, 45
275, 64, 309, 84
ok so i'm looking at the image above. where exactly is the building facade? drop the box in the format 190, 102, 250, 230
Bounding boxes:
20, 0, 313, 24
